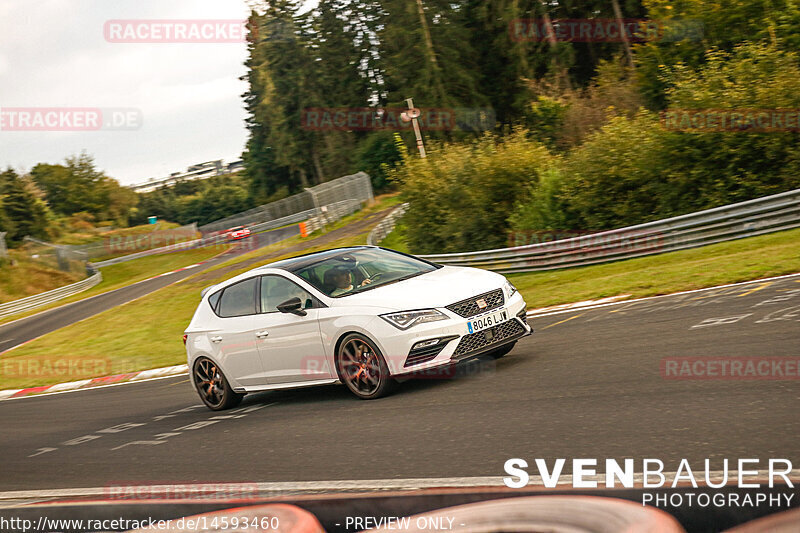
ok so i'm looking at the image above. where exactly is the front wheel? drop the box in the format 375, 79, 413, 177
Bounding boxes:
192, 357, 244, 411
336, 333, 396, 399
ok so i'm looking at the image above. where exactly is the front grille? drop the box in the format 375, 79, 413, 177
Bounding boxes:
453, 319, 525, 357
446, 288, 504, 318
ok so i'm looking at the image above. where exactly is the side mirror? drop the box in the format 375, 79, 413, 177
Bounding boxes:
277, 297, 307, 316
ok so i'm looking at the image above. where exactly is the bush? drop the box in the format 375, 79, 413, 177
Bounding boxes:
559, 43, 800, 231
508, 167, 576, 234
392, 131, 557, 253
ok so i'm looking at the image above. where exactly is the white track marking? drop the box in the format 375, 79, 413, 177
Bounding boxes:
526, 272, 800, 319
0, 470, 798, 501
3, 272, 799, 402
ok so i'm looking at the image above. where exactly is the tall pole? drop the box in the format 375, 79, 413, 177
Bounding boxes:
405, 98, 427, 159
537, 0, 572, 90
611, 0, 635, 69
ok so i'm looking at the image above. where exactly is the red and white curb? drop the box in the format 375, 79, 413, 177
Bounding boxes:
0, 364, 188, 401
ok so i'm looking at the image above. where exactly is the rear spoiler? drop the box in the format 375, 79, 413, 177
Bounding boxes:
200, 284, 217, 298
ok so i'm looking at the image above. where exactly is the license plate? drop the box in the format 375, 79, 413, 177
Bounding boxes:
467, 308, 509, 334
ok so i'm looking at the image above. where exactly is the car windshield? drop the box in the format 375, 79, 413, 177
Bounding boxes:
288, 248, 439, 297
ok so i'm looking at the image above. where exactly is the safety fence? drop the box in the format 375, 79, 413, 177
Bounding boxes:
95, 197, 367, 268
0, 271, 102, 319
21, 237, 90, 276
65, 223, 198, 260
300, 199, 365, 236
413, 188, 800, 273
199, 172, 374, 234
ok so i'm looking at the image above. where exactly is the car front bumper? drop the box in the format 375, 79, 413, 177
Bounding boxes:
369, 291, 531, 377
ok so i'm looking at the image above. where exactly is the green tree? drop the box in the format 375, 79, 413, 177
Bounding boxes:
242, 10, 295, 203
0, 168, 51, 243
378, 0, 486, 111
30, 153, 136, 223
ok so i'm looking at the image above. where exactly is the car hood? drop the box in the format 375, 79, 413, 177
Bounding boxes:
332, 265, 506, 311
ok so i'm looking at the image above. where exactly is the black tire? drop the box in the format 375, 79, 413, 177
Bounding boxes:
192, 357, 244, 411
486, 341, 516, 359
336, 333, 396, 399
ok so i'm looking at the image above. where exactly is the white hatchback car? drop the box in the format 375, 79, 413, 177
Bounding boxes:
184, 246, 531, 410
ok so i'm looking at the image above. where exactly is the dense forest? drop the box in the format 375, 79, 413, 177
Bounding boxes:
3, 0, 800, 252
241, 0, 800, 252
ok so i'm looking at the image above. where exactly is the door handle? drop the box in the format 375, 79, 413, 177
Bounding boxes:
210, 335, 223, 343
255, 330, 269, 339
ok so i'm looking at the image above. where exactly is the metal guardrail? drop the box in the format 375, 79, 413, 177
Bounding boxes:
367, 203, 408, 245
303, 199, 365, 235
411, 188, 800, 273
92, 237, 214, 268
0, 272, 102, 319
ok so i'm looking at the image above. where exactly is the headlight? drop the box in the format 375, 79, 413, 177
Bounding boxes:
504, 280, 518, 299
380, 309, 448, 330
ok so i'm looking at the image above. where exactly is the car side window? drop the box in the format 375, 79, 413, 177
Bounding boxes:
260, 275, 315, 313
216, 277, 258, 318
208, 291, 221, 311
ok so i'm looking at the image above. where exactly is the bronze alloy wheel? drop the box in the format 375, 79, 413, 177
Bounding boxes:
193, 357, 243, 410
336, 333, 396, 399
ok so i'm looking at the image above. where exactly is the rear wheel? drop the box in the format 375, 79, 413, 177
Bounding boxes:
193, 357, 243, 410
336, 333, 396, 399
486, 341, 516, 359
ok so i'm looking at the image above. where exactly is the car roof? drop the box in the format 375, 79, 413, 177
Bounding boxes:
260, 246, 375, 272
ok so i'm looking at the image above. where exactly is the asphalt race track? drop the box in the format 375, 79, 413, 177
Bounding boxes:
0, 225, 298, 354
1, 273, 798, 492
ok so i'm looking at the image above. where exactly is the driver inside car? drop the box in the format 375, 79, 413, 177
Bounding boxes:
324, 266, 371, 297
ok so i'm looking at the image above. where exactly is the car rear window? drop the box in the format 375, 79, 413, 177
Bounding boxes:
216, 277, 257, 318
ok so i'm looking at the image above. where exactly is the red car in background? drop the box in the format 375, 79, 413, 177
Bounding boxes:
225, 226, 251, 241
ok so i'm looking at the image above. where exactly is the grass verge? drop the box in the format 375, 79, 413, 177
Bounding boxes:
0, 256, 82, 304
0, 244, 230, 326
508, 227, 800, 307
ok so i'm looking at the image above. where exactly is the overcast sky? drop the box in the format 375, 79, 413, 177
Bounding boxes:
0, 0, 287, 186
